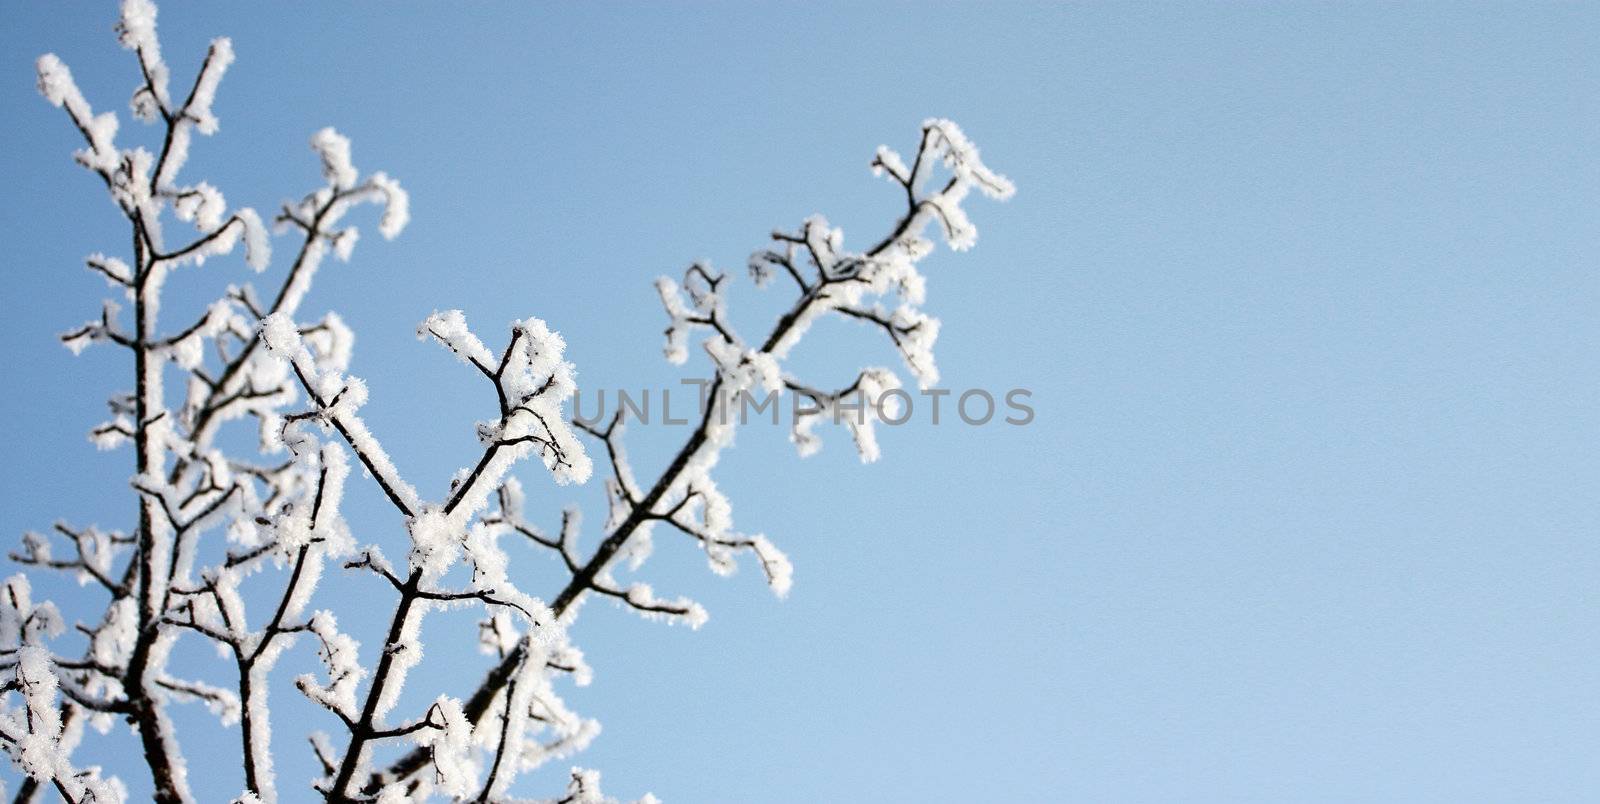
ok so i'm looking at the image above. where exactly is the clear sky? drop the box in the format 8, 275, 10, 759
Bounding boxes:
3, 2, 1598, 801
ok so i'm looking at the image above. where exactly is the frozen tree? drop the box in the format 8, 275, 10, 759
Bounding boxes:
6, 2, 1012, 802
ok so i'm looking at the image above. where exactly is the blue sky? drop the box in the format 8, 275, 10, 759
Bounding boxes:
3, 2, 1598, 801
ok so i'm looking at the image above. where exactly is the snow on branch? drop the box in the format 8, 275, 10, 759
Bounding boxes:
21, 3, 428, 800
17, 2, 1011, 800
788, 368, 905, 464
369, 116, 1012, 792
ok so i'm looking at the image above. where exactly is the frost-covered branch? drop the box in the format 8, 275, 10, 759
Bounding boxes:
21, 2, 408, 800
20, 3, 1011, 800
374, 118, 1012, 790
257, 309, 592, 802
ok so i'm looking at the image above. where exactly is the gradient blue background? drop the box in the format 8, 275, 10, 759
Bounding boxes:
3, 2, 1598, 801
